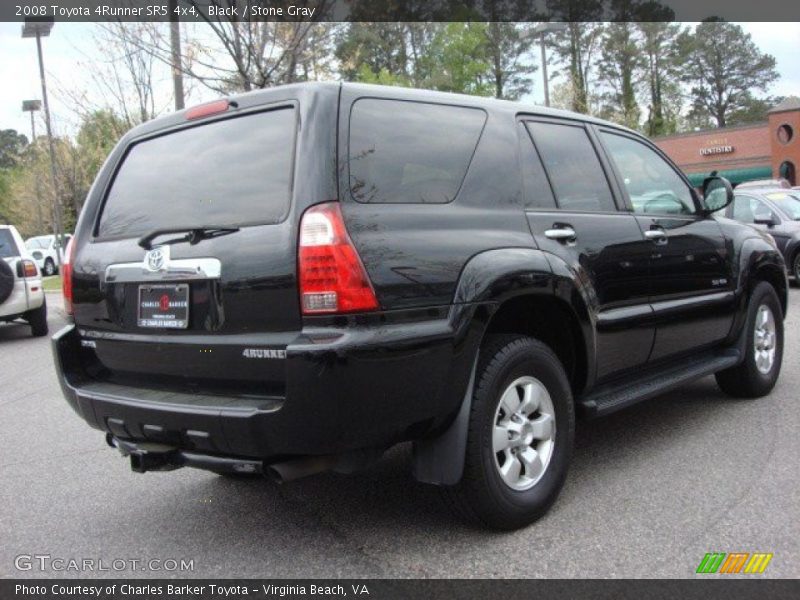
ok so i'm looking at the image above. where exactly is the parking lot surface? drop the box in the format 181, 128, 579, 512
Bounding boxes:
1, 291, 798, 578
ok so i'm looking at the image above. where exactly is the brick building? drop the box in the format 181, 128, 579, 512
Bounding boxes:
653, 97, 800, 187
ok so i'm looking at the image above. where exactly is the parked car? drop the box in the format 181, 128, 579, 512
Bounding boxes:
25, 233, 72, 276
53, 83, 787, 530
736, 178, 791, 190
0, 225, 48, 337
725, 188, 800, 283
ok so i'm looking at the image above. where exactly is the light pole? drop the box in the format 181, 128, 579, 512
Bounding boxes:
22, 18, 63, 266
531, 22, 568, 108
21, 99, 45, 233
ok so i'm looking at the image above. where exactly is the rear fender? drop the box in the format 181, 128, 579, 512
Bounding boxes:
413, 247, 592, 485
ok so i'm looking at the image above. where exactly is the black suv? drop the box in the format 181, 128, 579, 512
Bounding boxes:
53, 83, 787, 530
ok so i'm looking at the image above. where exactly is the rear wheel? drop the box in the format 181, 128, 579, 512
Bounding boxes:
43, 258, 56, 276
442, 335, 574, 530
715, 282, 783, 398
26, 300, 48, 337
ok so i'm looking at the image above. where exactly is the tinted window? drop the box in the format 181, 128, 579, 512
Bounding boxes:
0, 230, 19, 258
349, 99, 486, 204
600, 131, 695, 215
526, 122, 615, 212
98, 108, 296, 239
518, 123, 556, 209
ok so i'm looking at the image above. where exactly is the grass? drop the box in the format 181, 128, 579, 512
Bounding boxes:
42, 275, 62, 292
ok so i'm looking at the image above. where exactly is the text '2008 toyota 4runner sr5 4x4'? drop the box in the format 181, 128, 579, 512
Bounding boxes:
53, 83, 787, 529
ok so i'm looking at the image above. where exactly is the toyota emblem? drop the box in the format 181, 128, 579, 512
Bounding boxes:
144, 246, 169, 272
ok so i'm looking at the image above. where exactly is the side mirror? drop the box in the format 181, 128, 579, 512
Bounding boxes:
754, 213, 776, 227
702, 176, 734, 214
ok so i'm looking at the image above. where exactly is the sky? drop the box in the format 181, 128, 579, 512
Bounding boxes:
0, 21, 798, 140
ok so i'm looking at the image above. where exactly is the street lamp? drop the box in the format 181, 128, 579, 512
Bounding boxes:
21, 99, 45, 232
531, 22, 568, 108
22, 17, 63, 265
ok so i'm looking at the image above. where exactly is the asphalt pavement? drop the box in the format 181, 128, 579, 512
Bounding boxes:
1, 290, 797, 578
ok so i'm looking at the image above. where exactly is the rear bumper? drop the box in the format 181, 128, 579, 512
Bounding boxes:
52, 308, 480, 462
0, 278, 44, 319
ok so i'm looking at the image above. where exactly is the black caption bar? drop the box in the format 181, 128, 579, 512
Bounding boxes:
3, 0, 800, 22
4, 580, 800, 600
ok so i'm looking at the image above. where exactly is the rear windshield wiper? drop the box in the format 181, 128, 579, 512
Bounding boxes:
138, 226, 240, 250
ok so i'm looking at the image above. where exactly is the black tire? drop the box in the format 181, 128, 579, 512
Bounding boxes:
0, 260, 14, 304
792, 250, 800, 287
43, 258, 56, 277
26, 299, 48, 337
442, 334, 574, 530
715, 282, 783, 398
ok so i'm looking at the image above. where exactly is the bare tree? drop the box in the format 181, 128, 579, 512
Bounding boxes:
56, 23, 171, 130
134, 2, 337, 94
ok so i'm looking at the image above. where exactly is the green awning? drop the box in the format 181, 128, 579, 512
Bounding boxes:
685, 165, 772, 187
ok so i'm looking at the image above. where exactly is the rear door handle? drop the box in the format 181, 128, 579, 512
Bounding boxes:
544, 227, 577, 241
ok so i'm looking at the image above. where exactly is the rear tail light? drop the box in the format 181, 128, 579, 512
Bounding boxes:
62, 237, 75, 315
19, 260, 38, 278
298, 202, 378, 314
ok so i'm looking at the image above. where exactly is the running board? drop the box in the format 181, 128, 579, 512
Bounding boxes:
578, 349, 742, 418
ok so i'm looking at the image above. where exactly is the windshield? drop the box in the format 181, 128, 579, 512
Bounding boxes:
765, 192, 800, 220
26, 236, 51, 250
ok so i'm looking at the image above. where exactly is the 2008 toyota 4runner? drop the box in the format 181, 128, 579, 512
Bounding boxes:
53, 83, 787, 529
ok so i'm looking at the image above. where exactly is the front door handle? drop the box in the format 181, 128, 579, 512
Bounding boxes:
644, 228, 668, 242
544, 227, 577, 242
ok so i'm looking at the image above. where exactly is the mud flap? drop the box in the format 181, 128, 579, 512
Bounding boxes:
412, 359, 477, 486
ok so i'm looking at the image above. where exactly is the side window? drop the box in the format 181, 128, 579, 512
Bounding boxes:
732, 195, 774, 223
599, 131, 696, 216
525, 121, 616, 212
518, 123, 556, 209
348, 99, 486, 204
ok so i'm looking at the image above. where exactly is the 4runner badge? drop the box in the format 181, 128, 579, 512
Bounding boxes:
242, 348, 286, 359
144, 245, 169, 272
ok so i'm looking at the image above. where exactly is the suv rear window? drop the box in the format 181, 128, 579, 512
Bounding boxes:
0, 229, 19, 258
97, 108, 296, 239
348, 99, 486, 204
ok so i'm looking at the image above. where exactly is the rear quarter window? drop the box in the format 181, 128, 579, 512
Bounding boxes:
97, 107, 297, 239
0, 230, 19, 258
348, 99, 486, 204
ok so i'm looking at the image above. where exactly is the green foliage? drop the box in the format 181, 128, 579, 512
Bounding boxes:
637, 21, 685, 136
0, 129, 29, 170
596, 21, 644, 129
726, 94, 781, 126
481, 22, 536, 100
0, 168, 15, 224
681, 21, 779, 128
421, 23, 495, 97
337, 22, 533, 99
1, 110, 131, 237
76, 110, 128, 182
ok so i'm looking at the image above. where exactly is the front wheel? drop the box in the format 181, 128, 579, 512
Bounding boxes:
715, 282, 783, 398
442, 335, 574, 530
